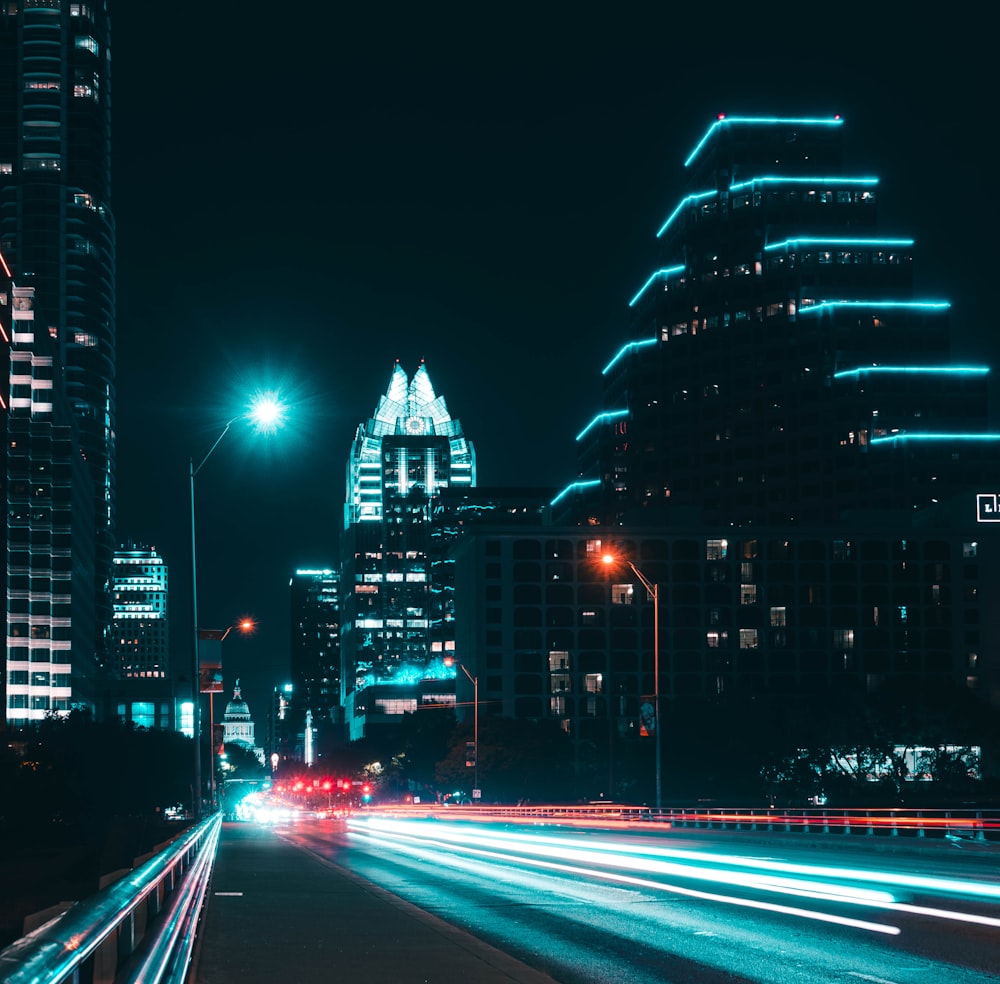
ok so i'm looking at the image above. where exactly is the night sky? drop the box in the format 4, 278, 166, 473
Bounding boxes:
109, 5, 994, 716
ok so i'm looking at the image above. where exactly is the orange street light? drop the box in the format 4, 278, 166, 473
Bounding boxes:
603, 551, 662, 810
444, 655, 479, 795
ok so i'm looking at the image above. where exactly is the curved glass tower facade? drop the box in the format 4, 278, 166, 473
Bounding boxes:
0, 1, 116, 687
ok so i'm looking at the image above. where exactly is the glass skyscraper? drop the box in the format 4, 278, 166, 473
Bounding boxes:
0, 0, 117, 717
112, 545, 168, 680
341, 361, 475, 740
289, 568, 341, 740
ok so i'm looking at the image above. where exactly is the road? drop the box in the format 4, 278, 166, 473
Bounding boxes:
272, 813, 1000, 983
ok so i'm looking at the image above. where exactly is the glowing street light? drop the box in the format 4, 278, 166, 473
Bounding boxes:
190, 394, 286, 818
602, 551, 661, 810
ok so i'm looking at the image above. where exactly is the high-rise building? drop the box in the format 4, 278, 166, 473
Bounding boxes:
557, 114, 999, 526
112, 545, 168, 679
341, 360, 475, 740
3, 271, 97, 723
446, 115, 1000, 796
289, 568, 341, 736
0, 2, 116, 678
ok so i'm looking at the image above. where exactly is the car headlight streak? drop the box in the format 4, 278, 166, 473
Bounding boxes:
347, 820, 899, 935
348, 817, 1000, 934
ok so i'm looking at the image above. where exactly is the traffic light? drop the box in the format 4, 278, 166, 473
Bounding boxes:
361, 783, 372, 803
465, 741, 477, 768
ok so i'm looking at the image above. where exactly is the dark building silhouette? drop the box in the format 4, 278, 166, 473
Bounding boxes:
289, 568, 341, 742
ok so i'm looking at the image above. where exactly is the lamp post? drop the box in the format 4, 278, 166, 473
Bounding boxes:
203, 618, 257, 811
446, 658, 479, 795
190, 393, 285, 818
603, 552, 661, 810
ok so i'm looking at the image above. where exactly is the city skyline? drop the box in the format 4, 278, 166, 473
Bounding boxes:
108, 6, 994, 713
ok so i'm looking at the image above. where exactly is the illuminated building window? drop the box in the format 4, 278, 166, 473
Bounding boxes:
740, 584, 757, 605
548, 650, 569, 671
611, 583, 634, 605
770, 606, 786, 626
22, 156, 61, 171
706, 538, 728, 560
550, 673, 570, 693
738, 629, 758, 649
584, 673, 602, 693
375, 698, 417, 715
833, 628, 854, 649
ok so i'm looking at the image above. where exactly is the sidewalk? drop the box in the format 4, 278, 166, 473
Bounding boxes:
193, 822, 557, 984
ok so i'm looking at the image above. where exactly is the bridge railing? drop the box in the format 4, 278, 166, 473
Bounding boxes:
371, 803, 1000, 841
0, 813, 221, 984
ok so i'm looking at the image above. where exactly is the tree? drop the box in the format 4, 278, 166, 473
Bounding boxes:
436, 716, 576, 803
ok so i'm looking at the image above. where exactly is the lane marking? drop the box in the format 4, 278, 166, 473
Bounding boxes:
214, 891, 244, 897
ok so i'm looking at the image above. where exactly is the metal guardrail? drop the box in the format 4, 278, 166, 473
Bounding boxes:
0, 813, 222, 984
373, 803, 1000, 841
664, 806, 999, 840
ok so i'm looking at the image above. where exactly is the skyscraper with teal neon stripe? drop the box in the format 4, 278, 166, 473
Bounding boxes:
557, 115, 1000, 525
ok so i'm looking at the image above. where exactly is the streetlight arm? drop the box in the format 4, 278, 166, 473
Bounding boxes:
192, 416, 240, 478
625, 560, 656, 599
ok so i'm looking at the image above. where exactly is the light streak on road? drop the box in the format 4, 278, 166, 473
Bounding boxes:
348, 826, 901, 935
348, 816, 1000, 934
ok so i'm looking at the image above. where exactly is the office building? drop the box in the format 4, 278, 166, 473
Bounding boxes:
448, 116, 1000, 794
453, 514, 999, 788
0, 1, 117, 685
341, 360, 475, 740
4, 272, 97, 723
558, 115, 998, 526
289, 568, 341, 737
112, 545, 168, 679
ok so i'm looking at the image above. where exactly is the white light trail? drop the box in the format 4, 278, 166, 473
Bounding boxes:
348, 820, 901, 935
349, 817, 1000, 934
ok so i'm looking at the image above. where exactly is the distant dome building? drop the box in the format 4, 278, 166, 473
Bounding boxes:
221, 680, 265, 765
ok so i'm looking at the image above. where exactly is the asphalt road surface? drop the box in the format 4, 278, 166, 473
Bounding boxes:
271, 815, 1000, 984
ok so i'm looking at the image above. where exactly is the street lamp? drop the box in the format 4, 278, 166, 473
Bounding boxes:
190, 393, 285, 818
445, 657, 479, 795
602, 552, 661, 810
203, 617, 257, 811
